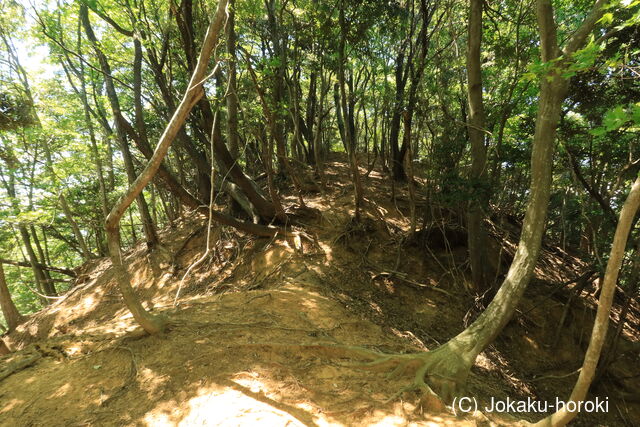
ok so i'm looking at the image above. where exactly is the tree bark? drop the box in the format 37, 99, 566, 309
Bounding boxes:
226, 0, 240, 158
265, 0, 288, 174
104, 0, 228, 334
466, 0, 490, 292
19, 226, 55, 299
338, 1, 363, 221
532, 177, 640, 426
0, 338, 10, 355
0, 263, 24, 332
75, 50, 110, 220
80, 3, 159, 248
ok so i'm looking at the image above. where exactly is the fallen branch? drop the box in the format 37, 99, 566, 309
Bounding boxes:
0, 258, 76, 277
199, 206, 295, 238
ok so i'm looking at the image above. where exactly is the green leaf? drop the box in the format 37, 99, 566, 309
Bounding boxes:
598, 12, 614, 25
603, 106, 628, 131
631, 104, 640, 124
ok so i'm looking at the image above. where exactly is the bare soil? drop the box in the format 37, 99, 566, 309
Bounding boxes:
1, 155, 638, 426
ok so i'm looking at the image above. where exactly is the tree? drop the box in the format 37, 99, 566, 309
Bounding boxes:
104, 0, 228, 334
465, 0, 490, 292
0, 263, 24, 332
530, 175, 640, 424
80, 3, 159, 248
358, 0, 609, 402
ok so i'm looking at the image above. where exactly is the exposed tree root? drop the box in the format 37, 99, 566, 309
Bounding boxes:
347, 344, 469, 410
225, 340, 470, 412
228, 342, 386, 361
0, 352, 42, 382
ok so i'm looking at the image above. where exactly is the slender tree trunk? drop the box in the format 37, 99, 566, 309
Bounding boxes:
338, 2, 363, 220
594, 245, 639, 383
80, 3, 158, 248
29, 225, 56, 296
19, 226, 55, 299
404, 112, 417, 233
265, 0, 288, 174
466, 0, 490, 292
305, 69, 317, 163
532, 178, 640, 426
0, 338, 10, 355
242, 47, 305, 209
41, 138, 93, 261
79, 69, 110, 219
313, 68, 329, 187
212, 122, 279, 221
146, 45, 212, 197
59, 195, 92, 260
389, 48, 406, 181
0, 259, 76, 277
104, 0, 228, 334
226, 0, 240, 159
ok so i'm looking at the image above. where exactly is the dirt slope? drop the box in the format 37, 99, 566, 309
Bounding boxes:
1, 156, 638, 426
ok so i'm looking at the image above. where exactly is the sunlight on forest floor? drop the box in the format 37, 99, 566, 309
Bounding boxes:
1, 157, 638, 426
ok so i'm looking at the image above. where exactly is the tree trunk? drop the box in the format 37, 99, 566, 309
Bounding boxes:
0, 259, 76, 277
80, 3, 159, 248
28, 225, 56, 296
0, 338, 10, 355
242, 46, 305, 210
405, 0, 607, 400
77, 58, 110, 220
265, 0, 288, 174
42, 137, 92, 260
212, 121, 279, 221
313, 68, 329, 186
0, 263, 24, 332
104, 0, 228, 334
466, 0, 490, 292
338, 2, 363, 221
389, 48, 407, 181
58, 195, 92, 261
19, 226, 55, 300
532, 178, 640, 427
226, 0, 240, 159
146, 44, 212, 199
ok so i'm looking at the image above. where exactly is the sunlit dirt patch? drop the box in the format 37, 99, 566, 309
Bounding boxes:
1, 155, 637, 426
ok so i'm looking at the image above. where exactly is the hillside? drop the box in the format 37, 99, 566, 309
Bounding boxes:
1, 157, 638, 426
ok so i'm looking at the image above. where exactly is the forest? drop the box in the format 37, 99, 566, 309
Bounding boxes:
0, 0, 639, 425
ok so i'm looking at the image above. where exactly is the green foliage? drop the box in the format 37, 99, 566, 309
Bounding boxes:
0, 0, 637, 321
0, 91, 33, 130
591, 103, 640, 135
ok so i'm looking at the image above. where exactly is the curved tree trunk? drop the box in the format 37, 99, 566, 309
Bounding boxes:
104, 0, 228, 334
410, 0, 607, 399
531, 174, 640, 425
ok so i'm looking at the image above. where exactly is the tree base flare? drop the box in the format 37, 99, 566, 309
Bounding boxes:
350, 344, 473, 411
